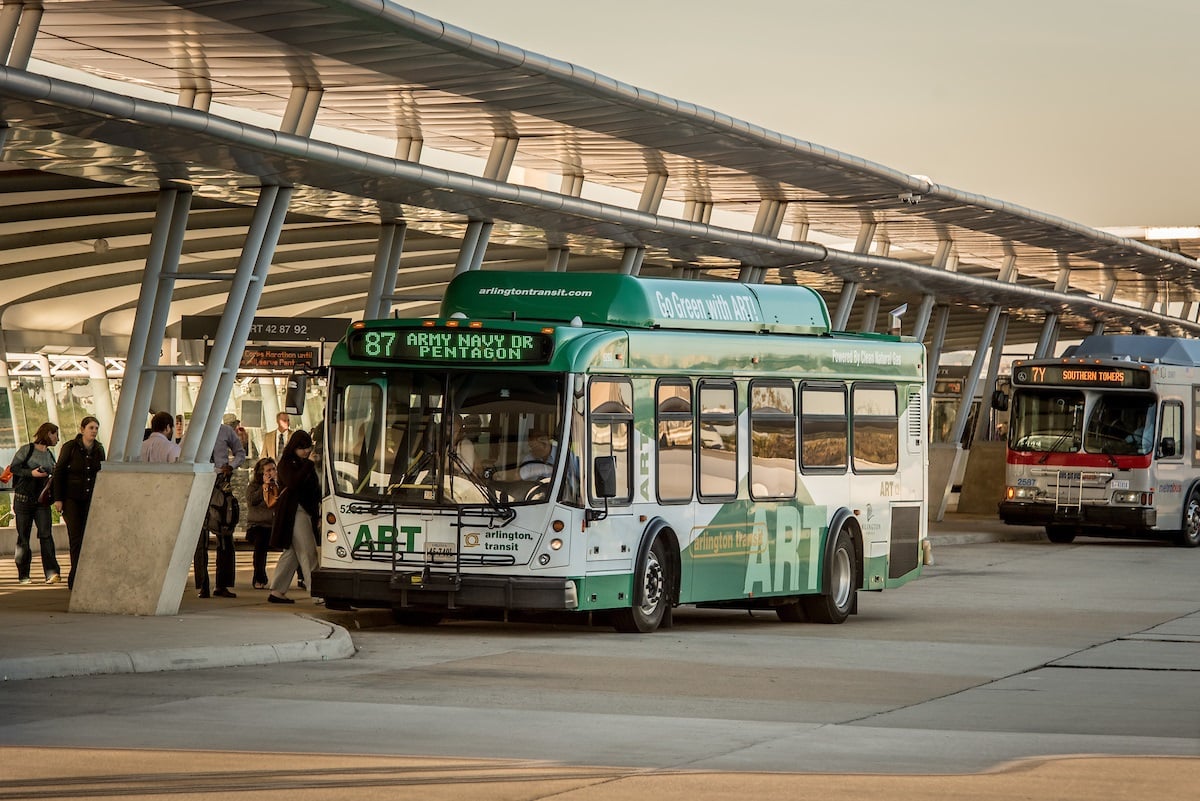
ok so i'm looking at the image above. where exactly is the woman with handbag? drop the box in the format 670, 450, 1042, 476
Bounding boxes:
8, 422, 61, 584
52, 416, 106, 590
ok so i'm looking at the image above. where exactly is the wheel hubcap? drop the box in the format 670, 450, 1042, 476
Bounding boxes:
831, 547, 851, 609
640, 552, 663, 613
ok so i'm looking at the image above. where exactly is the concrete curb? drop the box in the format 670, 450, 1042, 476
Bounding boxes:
0, 615, 355, 682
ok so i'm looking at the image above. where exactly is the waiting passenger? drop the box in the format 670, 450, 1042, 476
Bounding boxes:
52, 416, 106, 590
9, 422, 61, 585
139, 411, 180, 463
267, 430, 319, 604
246, 457, 278, 589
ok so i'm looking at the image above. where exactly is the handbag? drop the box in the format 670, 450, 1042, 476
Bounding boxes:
0, 465, 11, 484
37, 477, 53, 506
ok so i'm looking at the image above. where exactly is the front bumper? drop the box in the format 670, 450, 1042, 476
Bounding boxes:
311, 567, 579, 611
998, 501, 1156, 531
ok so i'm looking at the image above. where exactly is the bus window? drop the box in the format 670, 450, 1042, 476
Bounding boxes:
590, 378, 633, 504
801, 383, 847, 471
852, 384, 898, 473
750, 380, 796, 499
1193, 387, 1200, 462
656, 381, 693, 503
698, 380, 737, 500
1159, 401, 1182, 459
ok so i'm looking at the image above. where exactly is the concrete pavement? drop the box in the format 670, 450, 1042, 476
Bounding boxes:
0, 514, 1042, 683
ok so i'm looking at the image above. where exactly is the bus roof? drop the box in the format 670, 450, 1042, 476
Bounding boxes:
1064, 335, 1200, 367
440, 271, 831, 336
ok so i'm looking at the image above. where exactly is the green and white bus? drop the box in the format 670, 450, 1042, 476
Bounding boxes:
309, 271, 927, 632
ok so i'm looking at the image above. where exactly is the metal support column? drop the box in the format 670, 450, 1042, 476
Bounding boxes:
1, 0, 41, 69
911, 294, 937, 342
365, 221, 407, 320
122, 190, 194, 461
974, 312, 1009, 444
1033, 314, 1059, 358
0, 331, 18, 447
35, 355, 58, 432
108, 190, 184, 461
180, 186, 293, 464
619, 246, 646, 276
860, 295, 881, 333
925, 306, 950, 400
934, 305, 1003, 521
280, 86, 324, 137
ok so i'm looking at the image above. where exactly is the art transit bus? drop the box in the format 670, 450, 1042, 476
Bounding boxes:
308, 271, 929, 632
997, 335, 1200, 547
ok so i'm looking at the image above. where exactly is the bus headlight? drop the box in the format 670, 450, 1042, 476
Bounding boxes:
1006, 486, 1041, 501
1113, 490, 1152, 505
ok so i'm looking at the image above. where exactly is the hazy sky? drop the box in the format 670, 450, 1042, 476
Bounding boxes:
399, 0, 1199, 228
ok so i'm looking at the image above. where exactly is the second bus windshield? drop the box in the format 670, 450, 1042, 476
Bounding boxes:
1010, 390, 1156, 456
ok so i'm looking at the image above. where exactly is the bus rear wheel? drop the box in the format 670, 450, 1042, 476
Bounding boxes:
801, 528, 855, 624
1177, 493, 1200, 548
613, 538, 670, 633
1046, 525, 1077, 544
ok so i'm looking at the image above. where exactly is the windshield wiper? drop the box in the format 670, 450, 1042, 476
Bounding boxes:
1037, 429, 1078, 463
446, 448, 511, 515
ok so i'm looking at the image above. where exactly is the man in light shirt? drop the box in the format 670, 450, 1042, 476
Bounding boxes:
139, 411, 180, 463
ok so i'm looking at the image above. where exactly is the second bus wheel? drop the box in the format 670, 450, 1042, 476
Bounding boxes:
613, 537, 670, 633
1046, 525, 1077, 544
801, 527, 856, 624
1177, 492, 1200, 548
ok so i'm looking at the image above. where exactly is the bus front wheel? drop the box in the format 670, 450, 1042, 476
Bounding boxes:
801, 527, 856, 624
1046, 525, 1077, 544
1177, 493, 1200, 548
613, 537, 670, 633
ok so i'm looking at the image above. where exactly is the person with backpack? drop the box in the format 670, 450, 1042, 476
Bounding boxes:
7, 422, 61, 585
194, 416, 245, 599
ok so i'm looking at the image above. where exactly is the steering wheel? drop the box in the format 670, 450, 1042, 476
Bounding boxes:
524, 481, 551, 502
518, 459, 553, 480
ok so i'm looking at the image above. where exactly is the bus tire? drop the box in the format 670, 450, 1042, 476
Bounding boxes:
391, 609, 444, 627
776, 599, 806, 623
801, 527, 855, 624
613, 537, 670, 633
1177, 492, 1200, 548
1046, 525, 1076, 544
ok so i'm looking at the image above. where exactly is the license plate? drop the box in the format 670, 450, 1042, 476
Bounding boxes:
426, 542, 455, 563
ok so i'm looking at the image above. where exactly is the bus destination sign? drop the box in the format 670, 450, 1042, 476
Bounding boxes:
1014, 363, 1151, 389
348, 328, 553, 364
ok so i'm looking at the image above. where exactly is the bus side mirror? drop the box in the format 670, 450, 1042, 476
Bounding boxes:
991, 390, 1009, 412
586, 456, 617, 524
284, 372, 307, 415
1159, 437, 1176, 458
594, 456, 617, 498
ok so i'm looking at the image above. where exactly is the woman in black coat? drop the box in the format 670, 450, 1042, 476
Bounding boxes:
267, 429, 319, 604
52, 416, 106, 590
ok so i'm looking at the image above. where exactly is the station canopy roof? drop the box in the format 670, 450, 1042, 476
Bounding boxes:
1, 0, 1199, 357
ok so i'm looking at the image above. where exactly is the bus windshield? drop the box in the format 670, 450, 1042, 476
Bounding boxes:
1084, 394, 1156, 457
1009, 389, 1085, 453
329, 369, 566, 506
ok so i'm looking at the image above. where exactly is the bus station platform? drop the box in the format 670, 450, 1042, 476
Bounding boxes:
0, 514, 1043, 683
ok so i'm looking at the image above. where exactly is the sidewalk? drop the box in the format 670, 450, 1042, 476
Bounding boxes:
0, 515, 1042, 682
